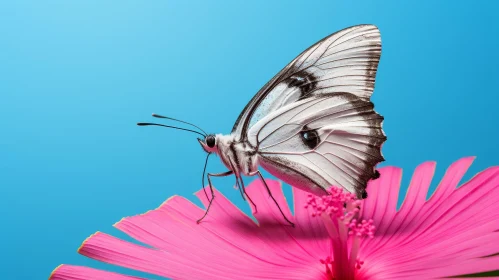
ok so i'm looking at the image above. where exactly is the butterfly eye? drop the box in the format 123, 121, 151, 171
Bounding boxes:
301, 130, 320, 149
206, 135, 216, 148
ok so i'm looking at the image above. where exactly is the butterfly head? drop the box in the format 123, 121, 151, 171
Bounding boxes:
198, 134, 217, 153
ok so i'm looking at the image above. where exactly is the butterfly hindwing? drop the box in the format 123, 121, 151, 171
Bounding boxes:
248, 93, 385, 197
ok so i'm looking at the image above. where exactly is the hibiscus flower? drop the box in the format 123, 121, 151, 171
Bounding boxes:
50, 157, 499, 279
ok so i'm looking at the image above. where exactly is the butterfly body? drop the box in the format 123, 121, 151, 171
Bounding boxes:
200, 133, 332, 198
199, 134, 259, 177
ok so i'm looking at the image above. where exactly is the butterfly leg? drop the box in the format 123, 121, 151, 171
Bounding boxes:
201, 153, 211, 201
235, 177, 247, 201
237, 176, 258, 214
197, 170, 233, 224
253, 170, 295, 227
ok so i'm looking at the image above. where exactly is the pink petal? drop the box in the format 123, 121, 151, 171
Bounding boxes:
198, 179, 326, 277
78, 232, 178, 278
116, 193, 284, 275
357, 157, 499, 279
420, 256, 499, 279
231, 178, 294, 226
398, 161, 437, 216
81, 183, 326, 280
366, 162, 437, 252
54, 156, 499, 279
292, 187, 332, 258
359, 166, 402, 235
427, 157, 475, 204
194, 183, 311, 264
49, 264, 143, 280
241, 179, 332, 264
413, 157, 476, 227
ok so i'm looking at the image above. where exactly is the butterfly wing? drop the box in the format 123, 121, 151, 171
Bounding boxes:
232, 24, 382, 141
247, 93, 385, 198
233, 24, 385, 197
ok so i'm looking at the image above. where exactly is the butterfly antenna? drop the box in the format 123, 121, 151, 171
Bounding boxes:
152, 113, 207, 136
137, 123, 206, 137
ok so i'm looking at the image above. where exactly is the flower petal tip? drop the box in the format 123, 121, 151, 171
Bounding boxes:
377, 166, 402, 174
77, 231, 101, 254
155, 194, 180, 210
452, 156, 476, 167
49, 265, 145, 280
113, 218, 125, 228
193, 189, 205, 196
114, 196, 176, 228
415, 160, 438, 171
48, 264, 64, 280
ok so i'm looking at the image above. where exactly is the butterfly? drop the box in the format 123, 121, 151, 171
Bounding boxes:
139, 24, 386, 226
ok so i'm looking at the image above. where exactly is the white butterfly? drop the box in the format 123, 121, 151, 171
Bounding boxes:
139, 24, 386, 226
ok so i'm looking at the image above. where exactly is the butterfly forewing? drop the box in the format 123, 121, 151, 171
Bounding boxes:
232, 25, 382, 139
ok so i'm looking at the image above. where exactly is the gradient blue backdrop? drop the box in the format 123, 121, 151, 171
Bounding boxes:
1, 1, 498, 279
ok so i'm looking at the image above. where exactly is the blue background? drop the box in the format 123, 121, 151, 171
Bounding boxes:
1, 1, 498, 279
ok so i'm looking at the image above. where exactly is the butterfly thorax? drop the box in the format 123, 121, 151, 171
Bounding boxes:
215, 134, 258, 176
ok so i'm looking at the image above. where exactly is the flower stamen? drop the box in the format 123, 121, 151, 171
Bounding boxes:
306, 187, 376, 279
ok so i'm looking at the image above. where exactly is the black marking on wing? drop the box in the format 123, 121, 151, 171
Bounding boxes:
300, 125, 320, 149
287, 71, 318, 99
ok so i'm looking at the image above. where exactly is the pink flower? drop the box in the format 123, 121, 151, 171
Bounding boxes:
50, 157, 499, 279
